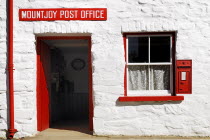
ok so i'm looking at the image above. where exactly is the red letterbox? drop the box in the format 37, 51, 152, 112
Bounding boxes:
176, 60, 192, 94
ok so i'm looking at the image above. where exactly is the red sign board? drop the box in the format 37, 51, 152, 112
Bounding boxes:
19, 8, 107, 21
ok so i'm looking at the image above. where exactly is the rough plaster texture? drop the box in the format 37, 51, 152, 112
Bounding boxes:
0, 0, 210, 139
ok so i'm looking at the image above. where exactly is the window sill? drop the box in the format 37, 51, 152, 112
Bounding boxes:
118, 96, 184, 102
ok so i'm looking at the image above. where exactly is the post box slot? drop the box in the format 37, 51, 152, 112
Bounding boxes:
177, 66, 191, 68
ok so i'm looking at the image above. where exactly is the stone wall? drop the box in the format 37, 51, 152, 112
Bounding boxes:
0, 0, 8, 139
0, 0, 210, 138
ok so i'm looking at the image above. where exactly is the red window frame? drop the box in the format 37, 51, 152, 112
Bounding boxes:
119, 32, 184, 102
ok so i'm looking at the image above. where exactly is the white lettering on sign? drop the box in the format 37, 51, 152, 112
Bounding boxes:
21, 10, 58, 19
80, 10, 104, 19
22, 11, 27, 18
60, 10, 78, 18
19, 8, 107, 21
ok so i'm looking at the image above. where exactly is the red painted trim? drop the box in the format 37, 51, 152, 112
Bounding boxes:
8, 0, 17, 138
19, 8, 107, 21
172, 34, 176, 96
88, 38, 93, 131
36, 36, 93, 131
123, 35, 127, 96
177, 93, 191, 94
36, 38, 42, 131
118, 96, 184, 102
123, 32, 176, 36
37, 36, 91, 40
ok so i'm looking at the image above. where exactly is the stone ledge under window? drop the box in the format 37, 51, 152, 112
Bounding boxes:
118, 96, 184, 102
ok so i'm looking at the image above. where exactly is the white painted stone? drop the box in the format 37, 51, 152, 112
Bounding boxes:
0, 131, 6, 139
0, 42, 6, 54
0, 110, 7, 121
15, 109, 35, 120
0, 93, 7, 110
14, 80, 34, 92
93, 118, 104, 133
0, 119, 7, 130
0, 75, 6, 91
0, 0, 210, 139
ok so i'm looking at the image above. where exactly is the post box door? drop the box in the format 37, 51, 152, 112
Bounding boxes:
178, 70, 191, 93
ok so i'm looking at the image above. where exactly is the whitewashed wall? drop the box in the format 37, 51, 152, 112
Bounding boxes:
0, 0, 210, 138
0, 0, 8, 139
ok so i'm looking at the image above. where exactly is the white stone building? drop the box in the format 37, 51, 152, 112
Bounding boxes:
0, 0, 210, 139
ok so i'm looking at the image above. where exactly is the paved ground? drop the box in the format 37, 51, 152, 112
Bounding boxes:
21, 128, 210, 140
13, 120, 210, 140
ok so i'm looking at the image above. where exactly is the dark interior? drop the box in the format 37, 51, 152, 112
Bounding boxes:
150, 36, 170, 62
128, 37, 149, 63
44, 40, 89, 129
128, 36, 171, 63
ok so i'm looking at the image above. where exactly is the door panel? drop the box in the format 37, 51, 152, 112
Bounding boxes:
37, 41, 51, 131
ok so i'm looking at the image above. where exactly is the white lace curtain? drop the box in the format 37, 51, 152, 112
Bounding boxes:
128, 65, 170, 90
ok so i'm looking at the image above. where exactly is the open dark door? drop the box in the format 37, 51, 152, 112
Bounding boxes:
37, 36, 93, 132
37, 40, 51, 131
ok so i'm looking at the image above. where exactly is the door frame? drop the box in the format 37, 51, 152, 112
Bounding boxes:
36, 36, 93, 131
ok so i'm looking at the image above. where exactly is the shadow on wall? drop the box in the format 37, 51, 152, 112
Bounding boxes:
115, 99, 183, 106
5, 53, 10, 138
6, 0, 11, 138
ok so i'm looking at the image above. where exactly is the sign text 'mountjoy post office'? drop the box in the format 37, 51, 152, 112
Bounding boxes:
19, 8, 107, 21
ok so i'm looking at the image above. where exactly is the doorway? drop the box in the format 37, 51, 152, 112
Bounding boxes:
36, 36, 93, 132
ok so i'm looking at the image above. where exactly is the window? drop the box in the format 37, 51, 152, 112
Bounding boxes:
125, 32, 175, 96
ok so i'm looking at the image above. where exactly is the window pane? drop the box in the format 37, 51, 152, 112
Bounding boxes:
128, 65, 149, 90
150, 65, 170, 90
128, 37, 149, 63
150, 37, 170, 62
